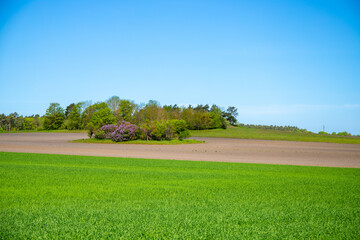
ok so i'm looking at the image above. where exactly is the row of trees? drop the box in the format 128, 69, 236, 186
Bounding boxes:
0, 113, 42, 131
237, 123, 310, 133
0, 97, 239, 133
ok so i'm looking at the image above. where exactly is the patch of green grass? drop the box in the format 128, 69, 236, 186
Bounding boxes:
1, 152, 359, 239
191, 126, 360, 144
71, 138, 204, 145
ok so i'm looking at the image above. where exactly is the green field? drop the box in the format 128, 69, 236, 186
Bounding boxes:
71, 138, 204, 145
1, 152, 359, 239
190, 126, 360, 144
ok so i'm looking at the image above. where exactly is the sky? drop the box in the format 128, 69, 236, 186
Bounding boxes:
0, 0, 359, 134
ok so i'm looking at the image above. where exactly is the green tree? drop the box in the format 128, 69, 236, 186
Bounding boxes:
116, 99, 136, 122
66, 102, 83, 130
43, 103, 65, 130
65, 103, 75, 119
106, 96, 121, 112
23, 117, 36, 130
210, 105, 227, 129
81, 102, 108, 128
222, 106, 238, 125
90, 107, 116, 128
6, 113, 18, 131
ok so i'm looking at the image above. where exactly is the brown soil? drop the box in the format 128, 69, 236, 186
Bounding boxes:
1, 132, 359, 168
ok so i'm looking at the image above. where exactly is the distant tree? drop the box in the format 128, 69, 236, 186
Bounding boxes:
222, 106, 238, 125
90, 107, 116, 128
43, 103, 65, 130
65, 103, 75, 118
6, 113, 18, 131
116, 99, 136, 122
80, 102, 116, 137
210, 105, 227, 129
106, 96, 121, 112
23, 117, 36, 130
81, 102, 108, 128
14, 115, 24, 130
66, 102, 83, 130
142, 100, 163, 122
194, 104, 209, 112
0, 114, 6, 130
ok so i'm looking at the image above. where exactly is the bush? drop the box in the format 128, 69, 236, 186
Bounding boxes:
98, 124, 117, 139
87, 123, 95, 138
337, 131, 351, 136
152, 121, 167, 140
95, 130, 106, 139
178, 129, 190, 140
111, 121, 138, 142
168, 119, 190, 140
139, 121, 156, 141
318, 131, 329, 135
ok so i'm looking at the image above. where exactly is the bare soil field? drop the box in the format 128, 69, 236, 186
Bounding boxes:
0, 132, 359, 168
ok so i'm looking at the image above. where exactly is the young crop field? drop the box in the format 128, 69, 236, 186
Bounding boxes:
190, 126, 360, 144
1, 152, 359, 239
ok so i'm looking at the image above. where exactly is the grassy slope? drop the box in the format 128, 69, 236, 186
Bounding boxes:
190, 126, 360, 144
71, 138, 204, 145
1, 152, 359, 239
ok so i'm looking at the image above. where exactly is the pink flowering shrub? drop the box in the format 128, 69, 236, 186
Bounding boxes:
111, 121, 138, 142
99, 124, 117, 139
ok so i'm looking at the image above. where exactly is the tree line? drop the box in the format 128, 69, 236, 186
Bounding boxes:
0, 96, 238, 133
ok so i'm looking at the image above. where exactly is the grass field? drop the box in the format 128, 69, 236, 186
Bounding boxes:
1, 152, 359, 239
190, 126, 360, 144
71, 138, 204, 145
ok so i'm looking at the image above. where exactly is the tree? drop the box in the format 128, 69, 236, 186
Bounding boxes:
116, 99, 136, 122
43, 103, 65, 130
14, 115, 24, 130
142, 100, 163, 122
66, 102, 83, 130
210, 105, 227, 129
90, 107, 116, 128
23, 117, 36, 130
222, 106, 238, 125
65, 103, 75, 118
106, 96, 121, 112
6, 113, 18, 131
81, 102, 108, 128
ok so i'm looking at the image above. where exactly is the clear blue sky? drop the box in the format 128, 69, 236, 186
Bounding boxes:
0, 0, 359, 134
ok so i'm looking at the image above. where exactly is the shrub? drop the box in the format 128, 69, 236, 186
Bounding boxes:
169, 119, 190, 140
318, 131, 329, 135
111, 121, 138, 142
178, 129, 190, 140
95, 130, 106, 139
139, 121, 156, 141
98, 124, 117, 139
337, 131, 351, 136
152, 121, 167, 140
87, 123, 95, 138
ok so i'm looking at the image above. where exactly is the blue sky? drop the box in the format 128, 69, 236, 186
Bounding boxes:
0, 0, 359, 134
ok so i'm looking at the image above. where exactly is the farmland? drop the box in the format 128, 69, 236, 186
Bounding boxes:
1, 152, 359, 239
190, 126, 360, 144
